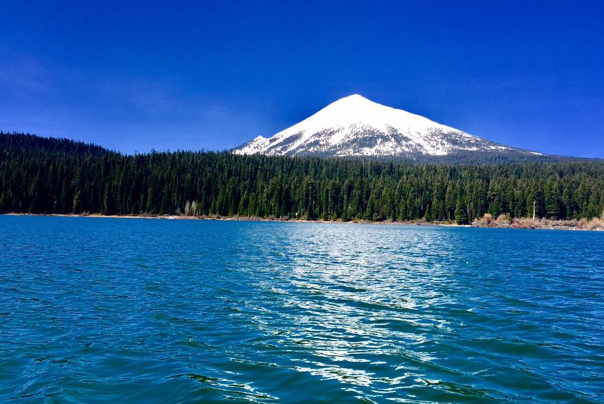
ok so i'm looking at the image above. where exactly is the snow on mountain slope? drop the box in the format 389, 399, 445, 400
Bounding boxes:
233, 94, 531, 159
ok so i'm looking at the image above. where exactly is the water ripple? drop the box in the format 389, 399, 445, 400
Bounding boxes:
1, 217, 603, 403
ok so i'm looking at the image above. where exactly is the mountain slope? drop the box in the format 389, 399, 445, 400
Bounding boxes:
234, 94, 540, 160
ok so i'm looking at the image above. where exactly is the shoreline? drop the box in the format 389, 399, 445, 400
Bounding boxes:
2, 213, 603, 232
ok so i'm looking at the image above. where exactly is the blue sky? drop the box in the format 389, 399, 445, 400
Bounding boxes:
1, 0, 603, 157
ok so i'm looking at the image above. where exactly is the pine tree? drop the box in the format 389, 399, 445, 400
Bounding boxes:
1, 132, 603, 222
455, 199, 469, 225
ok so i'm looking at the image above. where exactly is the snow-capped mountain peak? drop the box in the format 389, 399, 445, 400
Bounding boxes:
233, 94, 526, 159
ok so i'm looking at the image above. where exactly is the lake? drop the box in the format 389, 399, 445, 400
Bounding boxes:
0, 216, 603, 403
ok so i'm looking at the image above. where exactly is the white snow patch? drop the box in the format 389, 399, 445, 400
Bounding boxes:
234, 94, 518, 158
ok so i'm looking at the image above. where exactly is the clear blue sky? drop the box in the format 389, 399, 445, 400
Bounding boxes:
1, 1, 603, 157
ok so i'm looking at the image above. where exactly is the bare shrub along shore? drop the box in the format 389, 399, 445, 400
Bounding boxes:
472, 213, 604, 231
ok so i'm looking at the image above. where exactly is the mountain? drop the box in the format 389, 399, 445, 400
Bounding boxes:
233, 94, 541, 161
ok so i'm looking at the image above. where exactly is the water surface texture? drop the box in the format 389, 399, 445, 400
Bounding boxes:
1, 216, 603, 403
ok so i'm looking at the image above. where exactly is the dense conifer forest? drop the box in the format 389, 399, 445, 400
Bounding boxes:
1, 132, 603, 223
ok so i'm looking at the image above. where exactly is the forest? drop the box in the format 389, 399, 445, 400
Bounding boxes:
1, 132, 604, 223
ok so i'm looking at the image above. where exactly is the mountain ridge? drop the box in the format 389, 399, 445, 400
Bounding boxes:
234, 95, 541, 161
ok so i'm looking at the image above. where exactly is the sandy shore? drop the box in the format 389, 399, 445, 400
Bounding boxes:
2, 212, 438, 225
3, 212, 604, 231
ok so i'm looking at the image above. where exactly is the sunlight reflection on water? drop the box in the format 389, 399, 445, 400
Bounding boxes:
0, 217, 603, 403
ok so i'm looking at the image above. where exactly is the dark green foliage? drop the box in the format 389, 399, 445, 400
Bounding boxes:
454, 199, 469, 225
1, 132, 604, 221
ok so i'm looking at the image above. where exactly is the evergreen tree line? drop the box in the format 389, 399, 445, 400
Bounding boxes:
1, 133, 604, 223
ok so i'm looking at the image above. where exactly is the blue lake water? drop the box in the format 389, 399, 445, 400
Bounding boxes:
0, 216, 603, 403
